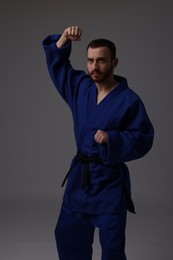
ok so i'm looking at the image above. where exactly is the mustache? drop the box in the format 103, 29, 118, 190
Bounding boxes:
90, 70, 102, 75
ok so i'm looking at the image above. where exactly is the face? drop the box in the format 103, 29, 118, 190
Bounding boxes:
87, 47, 117, 83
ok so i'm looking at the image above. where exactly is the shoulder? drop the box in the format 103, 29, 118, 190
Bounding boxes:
116, 76, 142, 101
116, 76, 147, 112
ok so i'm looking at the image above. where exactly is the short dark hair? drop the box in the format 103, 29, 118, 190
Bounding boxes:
86, 39, 116, 59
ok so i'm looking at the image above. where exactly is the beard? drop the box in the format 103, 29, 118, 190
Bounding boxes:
88, 65, 114, 83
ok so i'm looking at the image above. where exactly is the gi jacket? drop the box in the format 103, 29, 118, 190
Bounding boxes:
42, 35, 154, 214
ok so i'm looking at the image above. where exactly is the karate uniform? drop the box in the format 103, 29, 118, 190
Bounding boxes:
42, 35, 154, 260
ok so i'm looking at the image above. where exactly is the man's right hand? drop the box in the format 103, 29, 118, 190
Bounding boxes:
56, 26, 82, 48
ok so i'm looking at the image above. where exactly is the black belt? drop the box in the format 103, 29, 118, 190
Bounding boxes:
61, 151, 135, 214
61, 151, 102, 190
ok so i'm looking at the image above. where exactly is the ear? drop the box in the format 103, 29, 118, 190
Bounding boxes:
113, 58, 119, 68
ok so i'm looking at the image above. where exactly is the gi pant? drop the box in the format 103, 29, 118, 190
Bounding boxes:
55, 200, 127, 260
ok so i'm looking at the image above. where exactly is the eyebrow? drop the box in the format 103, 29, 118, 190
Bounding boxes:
87, 57, 107, 61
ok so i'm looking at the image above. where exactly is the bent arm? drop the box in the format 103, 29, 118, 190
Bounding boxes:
42, 26, 84, 108
99, 100, 154, 164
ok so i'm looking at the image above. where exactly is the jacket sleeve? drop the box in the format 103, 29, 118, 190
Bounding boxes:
99, 99, 154, 164
42, 34, 85, 109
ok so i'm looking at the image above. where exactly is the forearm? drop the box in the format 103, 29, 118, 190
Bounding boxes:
56, 34, 69, 48
99, 128, 154, 164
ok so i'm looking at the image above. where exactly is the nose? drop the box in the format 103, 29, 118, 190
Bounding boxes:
93, 61, 99, 70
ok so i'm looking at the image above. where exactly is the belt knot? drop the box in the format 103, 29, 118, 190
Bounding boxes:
61, 151, 102, 189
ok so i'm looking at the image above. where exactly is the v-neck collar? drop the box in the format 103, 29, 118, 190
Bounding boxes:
93, 76, 128, 108
87, 77, 128, 126
95, 83, 120, 106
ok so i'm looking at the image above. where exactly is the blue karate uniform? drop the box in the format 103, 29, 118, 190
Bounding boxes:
42, 35, 154, 260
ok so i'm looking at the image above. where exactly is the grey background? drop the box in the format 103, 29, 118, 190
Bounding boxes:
1, 0, 173, 259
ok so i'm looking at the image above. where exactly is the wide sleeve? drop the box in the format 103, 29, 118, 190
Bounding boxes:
99, 99, 154, 164
42, 34, 85, 108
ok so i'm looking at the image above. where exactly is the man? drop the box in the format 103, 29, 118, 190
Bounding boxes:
42, 26, 154, 260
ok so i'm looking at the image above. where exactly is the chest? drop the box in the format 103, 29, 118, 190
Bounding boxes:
73, 84, 130, 131
97, 91, 109, 105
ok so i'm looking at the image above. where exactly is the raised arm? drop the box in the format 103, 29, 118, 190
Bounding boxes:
42, 26, 85, 108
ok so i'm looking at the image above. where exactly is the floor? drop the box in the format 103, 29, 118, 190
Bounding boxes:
1, 199, 173, 260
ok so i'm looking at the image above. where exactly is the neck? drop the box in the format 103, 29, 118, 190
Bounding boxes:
96, 77, 119, 105
96, 78, 118, 93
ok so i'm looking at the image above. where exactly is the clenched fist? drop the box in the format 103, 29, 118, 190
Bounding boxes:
94, 130, 108, 144
56, 26, 82, 48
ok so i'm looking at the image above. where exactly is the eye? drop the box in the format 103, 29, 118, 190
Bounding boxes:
98, 58, 106, 63
87, 59, 93, 64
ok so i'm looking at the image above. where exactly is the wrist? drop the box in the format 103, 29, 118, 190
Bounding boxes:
56, 35, 68, 48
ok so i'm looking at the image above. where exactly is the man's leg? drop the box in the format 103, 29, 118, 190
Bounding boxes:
92, 199, 127, 260
55, 204, 95, 260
